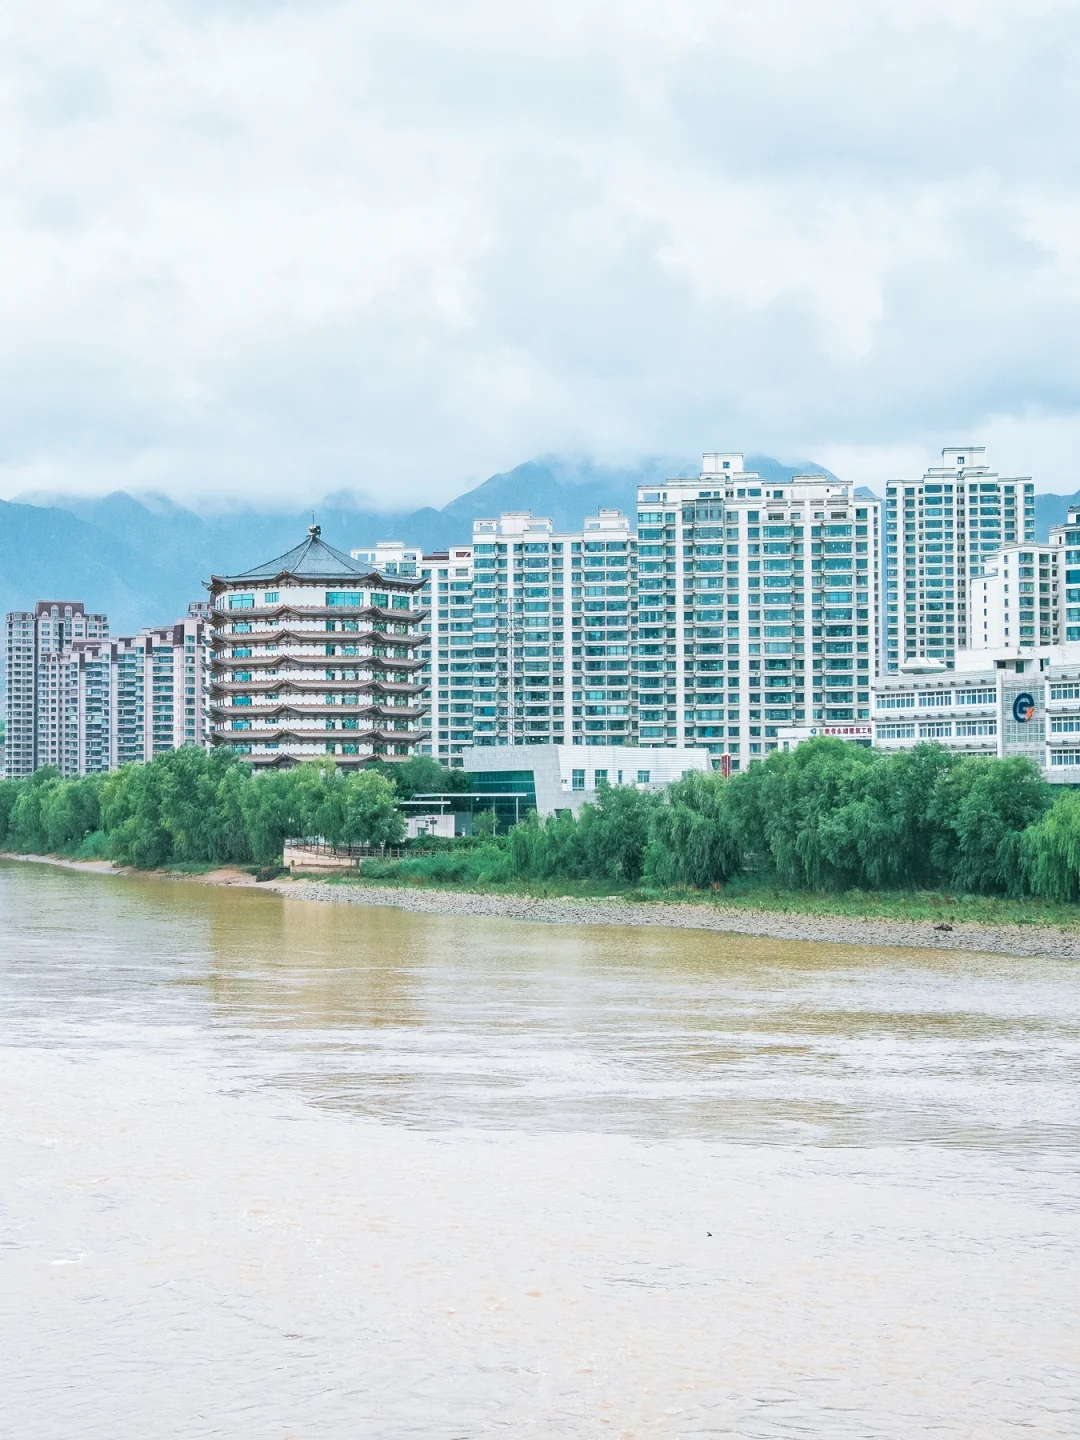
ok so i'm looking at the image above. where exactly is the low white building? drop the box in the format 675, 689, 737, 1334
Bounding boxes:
460, 742, 711, 820
871, 645, 1080, 780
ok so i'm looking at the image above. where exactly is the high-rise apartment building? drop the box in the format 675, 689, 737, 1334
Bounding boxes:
4, 601, 109, 778
353, 509, 636, 764
209, 528, 429, 767
969, 546, 1058, 651
636, 457, 880, 767
110, 618, 213, 764
3, 602, 210, 778
884, 447, 1036, 672
1050, 505, 1080, 645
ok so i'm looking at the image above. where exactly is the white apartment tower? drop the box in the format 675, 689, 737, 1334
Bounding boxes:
1050, 505, 1080, 645
636, 457, 880, 767
3, 602, 210, 778
969, 546, 1058, 651
884, 447, 1036, 672
4, 601, 109, 778
353, 509, 636, 765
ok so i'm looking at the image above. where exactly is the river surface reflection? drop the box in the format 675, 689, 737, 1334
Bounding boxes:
2, 860, 1078, 1437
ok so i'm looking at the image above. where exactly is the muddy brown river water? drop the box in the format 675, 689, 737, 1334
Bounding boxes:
1, 859, 1078, 1437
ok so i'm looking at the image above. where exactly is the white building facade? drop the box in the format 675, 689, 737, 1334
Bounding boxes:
459, 742, 710, 820
355, 509, 636, 766
968, 546, 1058, 651
3, 602, 211, 779
636, 457, 881, 768
883, 447, 1036, 673
4, 601, 109, 778
872, 646, 1080, 781
1049, 505, 1080, 645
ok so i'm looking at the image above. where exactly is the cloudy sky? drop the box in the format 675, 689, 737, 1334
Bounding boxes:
1, 0, 1078, 508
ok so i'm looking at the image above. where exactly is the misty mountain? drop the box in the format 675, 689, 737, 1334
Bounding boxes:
3, 452, 847, 635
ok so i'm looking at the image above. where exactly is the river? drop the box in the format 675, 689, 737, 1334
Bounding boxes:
2, 858, 1078, 1437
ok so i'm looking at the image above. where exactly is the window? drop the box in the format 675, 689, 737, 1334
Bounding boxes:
326, 591, 362, 607
392, 595, 411, 610
1050, 683, 1080, 701
571, 769, 585, 791
877, 723, 915, 740
637, 770, 651, 784
955, 688, 996, 706
263, 591, 279, 604
593, 769, 608, 786
876, 693, 915, 710
919, 722, 952, 738
955, 720, 997, 736
228, 595, 253, 609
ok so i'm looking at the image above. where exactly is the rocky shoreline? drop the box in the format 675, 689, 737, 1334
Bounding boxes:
270, 876, 1080, 959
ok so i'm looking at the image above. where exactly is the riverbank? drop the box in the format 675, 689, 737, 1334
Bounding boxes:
6, 851, 1080, 958
266, 875, 1080, 958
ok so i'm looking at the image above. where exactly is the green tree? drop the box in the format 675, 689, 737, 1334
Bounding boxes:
40, 775, 104, 851
341, 769, 405, 846
472, 807, 498, 838
646, 770, 742, 888
101, 762, 171, 868
0, 778, 20, 847
380, 754, 469, 801
239, 769, 304, 865
7, 768, 62, 853
1021, 789, 1080, 900
930, 755, 1051, 893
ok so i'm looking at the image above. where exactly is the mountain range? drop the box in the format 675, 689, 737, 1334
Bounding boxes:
2, 453, 1076, 638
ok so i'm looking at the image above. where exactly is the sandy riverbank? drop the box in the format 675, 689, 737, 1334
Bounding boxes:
7, 852, 1080, 958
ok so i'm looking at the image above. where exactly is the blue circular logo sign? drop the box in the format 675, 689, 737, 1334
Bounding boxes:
1012, 692, 1036, 723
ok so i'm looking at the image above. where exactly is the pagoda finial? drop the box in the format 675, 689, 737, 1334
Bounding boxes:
308, 522, 321, 539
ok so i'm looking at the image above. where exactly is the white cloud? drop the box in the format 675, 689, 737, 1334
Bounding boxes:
0, 0, 1079, 507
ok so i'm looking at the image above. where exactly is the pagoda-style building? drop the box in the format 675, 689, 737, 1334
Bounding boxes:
207, 526, 429, 767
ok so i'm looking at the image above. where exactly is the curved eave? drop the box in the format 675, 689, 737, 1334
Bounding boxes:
213, 726, 429, 744
209, 569, 425, 594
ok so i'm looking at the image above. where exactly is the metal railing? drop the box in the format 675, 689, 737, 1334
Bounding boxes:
284, 838, 435, 861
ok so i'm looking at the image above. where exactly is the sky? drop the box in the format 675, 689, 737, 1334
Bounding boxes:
1, 0, 1079, 509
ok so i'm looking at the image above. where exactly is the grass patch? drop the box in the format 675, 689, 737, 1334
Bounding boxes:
651, 879, 1080, 930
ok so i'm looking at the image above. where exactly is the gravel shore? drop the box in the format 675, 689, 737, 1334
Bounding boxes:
270, 877, 1080, 959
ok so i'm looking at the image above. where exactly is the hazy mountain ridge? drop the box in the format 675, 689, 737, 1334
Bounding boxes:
5, 452, 1070, 640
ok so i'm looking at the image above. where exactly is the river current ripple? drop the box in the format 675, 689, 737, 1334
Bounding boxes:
1, 860, 1078, 1437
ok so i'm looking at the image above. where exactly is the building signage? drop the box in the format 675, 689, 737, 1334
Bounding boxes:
1012, 692, 1036, 723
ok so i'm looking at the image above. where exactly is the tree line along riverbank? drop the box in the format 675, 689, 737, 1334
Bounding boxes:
5, 738, 1080, 910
